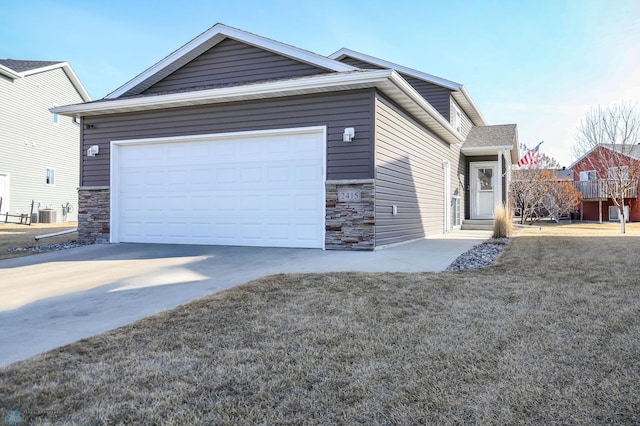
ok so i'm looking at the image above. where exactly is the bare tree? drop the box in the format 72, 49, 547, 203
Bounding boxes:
573, 102, 640, 233
511, 153, 580, 224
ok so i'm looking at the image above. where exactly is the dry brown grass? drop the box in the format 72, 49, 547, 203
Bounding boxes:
1, 223, 640, 424
0, 222, 78, 260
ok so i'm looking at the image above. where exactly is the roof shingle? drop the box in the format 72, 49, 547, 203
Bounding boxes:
0, 59, 63, 73
463, 124, 518, 149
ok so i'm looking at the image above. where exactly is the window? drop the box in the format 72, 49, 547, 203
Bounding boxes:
45, 168, 55, 185
579, 170, 596, 181
608, 166, 629, 180
609, 205, 629, 222
454, 106, 462, 133
452, 196, 461, 228
52, 104, 59, 125
478, 167, 493, 190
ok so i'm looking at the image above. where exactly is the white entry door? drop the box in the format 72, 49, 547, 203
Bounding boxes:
470, 162, 497, 219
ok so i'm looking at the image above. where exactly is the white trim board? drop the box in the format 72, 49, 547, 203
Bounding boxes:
329, 48, 487, 126
110, 126, 327, 248
55, 69, 464, 145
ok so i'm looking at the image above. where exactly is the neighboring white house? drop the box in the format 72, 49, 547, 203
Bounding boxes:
0, 59, 90, 223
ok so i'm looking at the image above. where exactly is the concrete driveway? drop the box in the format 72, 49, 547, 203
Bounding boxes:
0, 230, 490, 367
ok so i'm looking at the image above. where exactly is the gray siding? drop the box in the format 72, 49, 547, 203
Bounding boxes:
0, 67, 83, 221
374, 93, 464, 246
338, 56, 453, 121
400, 74, 451, 120
338, 57, 384, 70
81, 90, 374, 186
142, 38, 329, 95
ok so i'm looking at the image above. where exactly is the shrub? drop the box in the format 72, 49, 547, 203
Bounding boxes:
493, 204, 512, 238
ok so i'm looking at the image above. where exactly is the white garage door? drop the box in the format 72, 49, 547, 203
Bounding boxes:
113, 127, 325, 248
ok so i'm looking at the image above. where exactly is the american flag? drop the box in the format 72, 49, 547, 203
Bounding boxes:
517, 142, 543, 167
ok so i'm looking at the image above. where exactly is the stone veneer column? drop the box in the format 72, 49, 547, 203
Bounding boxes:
325, 179, 375, 250
77, 186, 110, 244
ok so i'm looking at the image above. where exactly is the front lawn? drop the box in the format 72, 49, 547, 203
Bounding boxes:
1, 223, 640, 424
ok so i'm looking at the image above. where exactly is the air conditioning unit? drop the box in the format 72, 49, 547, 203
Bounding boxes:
609, 205, 629, 222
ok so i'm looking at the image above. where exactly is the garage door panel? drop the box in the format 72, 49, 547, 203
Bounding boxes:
116, 129, 325, 248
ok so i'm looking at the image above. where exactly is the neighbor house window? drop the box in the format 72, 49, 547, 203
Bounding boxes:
579, 170, 596, 181
454, 107, 462, 133
608, 166, 629, 180
45, 168, 55, 185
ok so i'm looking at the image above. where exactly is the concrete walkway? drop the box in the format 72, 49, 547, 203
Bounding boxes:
0, 230, 490, 367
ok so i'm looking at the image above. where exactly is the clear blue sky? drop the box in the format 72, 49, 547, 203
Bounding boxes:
2, 0, 639, 166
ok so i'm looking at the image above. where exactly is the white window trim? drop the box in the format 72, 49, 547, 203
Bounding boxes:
453, 105, 462, 133
608, 166, 629, 180
580, 170, 597, 181
452, 195, 461, 229
609, 205, 629, 222
45, 167, 56, 186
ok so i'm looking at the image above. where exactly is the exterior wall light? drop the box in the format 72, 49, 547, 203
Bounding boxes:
343, 127, 355, 142
87, 145, 99, 157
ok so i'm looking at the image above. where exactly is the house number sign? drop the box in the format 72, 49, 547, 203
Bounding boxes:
338, 188, 361, 202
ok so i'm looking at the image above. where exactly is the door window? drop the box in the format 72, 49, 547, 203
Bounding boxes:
478, 168, 493, 190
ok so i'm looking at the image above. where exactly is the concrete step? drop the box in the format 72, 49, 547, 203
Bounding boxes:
461, 220, 495, 231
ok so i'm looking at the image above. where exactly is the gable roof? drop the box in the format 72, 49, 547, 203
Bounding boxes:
0, 59, 91, 101
569, 144, 640, 170
461, 124, 520, 163
106, 23, 357, 99
328, 48, 487, 126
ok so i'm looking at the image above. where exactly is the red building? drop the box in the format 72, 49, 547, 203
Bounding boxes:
570, 145, 640, 222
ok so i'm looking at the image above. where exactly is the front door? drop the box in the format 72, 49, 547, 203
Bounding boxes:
470, 162, 497, 219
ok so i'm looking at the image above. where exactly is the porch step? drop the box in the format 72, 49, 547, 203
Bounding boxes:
461, 219, 495, 231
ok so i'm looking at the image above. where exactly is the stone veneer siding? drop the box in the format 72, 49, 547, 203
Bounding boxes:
325, 179, 375, 250
78, 183, 376, 250
78, 186, 110, 244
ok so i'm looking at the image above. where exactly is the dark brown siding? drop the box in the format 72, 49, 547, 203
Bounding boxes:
81, 90, 374, 186
338, 57, 384, 70
374, 93, 464, 246
338, 56, 452, 121
400, 74, 451, 120
141, 38, 329, 95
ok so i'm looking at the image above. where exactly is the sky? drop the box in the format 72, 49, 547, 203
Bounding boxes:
2, 0, 639, 166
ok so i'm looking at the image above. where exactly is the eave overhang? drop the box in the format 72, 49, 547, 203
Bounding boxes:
53, 69, 464, 145
329, 48, 487, 126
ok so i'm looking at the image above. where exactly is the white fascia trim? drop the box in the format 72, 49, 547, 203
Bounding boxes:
111, 125, 327, 146
387, 70, 463, 143
0, 64, 20, 79
462, 145, 514, 153
54, 68, 462, 144
329, 48, 462, 91
106, 23, 356, 100
53, 69, 395, 116
20, 62, 91, 101
456, 87, 487, 126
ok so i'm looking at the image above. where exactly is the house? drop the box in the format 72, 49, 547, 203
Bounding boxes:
570, 145, 640, 222
0, 59, 90, 223
53, 24, 519, 250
